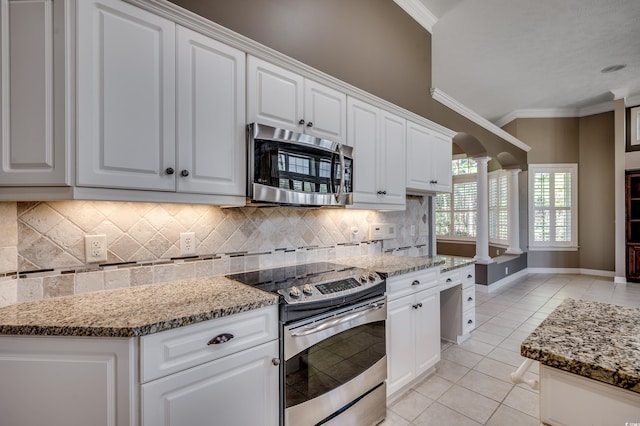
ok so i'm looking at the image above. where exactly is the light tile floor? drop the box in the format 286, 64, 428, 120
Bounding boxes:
382, 273, 640, 426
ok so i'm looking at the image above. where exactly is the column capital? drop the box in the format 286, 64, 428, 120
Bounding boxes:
473, 156, 492, 165
506, 168, 522, 175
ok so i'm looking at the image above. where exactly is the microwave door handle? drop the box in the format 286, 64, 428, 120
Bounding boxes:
335, 145, 345, 203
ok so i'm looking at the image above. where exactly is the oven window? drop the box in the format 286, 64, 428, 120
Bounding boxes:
285, 320, 385, 408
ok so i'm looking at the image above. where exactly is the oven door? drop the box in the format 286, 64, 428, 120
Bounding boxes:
283, 296, 387, 426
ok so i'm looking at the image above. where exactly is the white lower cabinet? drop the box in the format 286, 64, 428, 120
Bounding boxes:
0, 336, 137, 426
141, 340, 279, 426
386, 270, 440, 397
0, 306, 279, 426
440, 265, 476, 344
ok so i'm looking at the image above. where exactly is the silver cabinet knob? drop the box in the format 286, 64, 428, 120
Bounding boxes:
180, 170, 190, 177
272, 358, 281, 366
298, 119, 305, 125
306, 121, 313, 128
165, 167, 174, 175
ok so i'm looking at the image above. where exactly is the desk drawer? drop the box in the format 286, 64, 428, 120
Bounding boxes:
462, 287, 475, 311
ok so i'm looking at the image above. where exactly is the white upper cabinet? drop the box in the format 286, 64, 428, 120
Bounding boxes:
77, 0, 176, 191
76, 0, 245, 203
247, 56, 346, 144
0, 0, 69, 185
176, 26, 245, 196
347, 97, 405, 210
406, 120, 453, 194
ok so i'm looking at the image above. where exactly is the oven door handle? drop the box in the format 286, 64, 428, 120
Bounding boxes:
290, 302, 384, 337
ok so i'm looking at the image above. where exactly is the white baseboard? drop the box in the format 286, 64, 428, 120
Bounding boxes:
476, 267, 616, 293
527, 267, 614, 278
476, 268, 529, 293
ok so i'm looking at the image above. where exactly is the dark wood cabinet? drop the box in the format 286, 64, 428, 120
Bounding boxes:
626, 171, 640, 281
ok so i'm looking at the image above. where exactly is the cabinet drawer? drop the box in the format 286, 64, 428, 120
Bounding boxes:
440, 269, 461, 290
462, 308, 476, 334
386, 269, 439, 300
462, 287, 475, 311
140, 305, 278, 383
461, 266, 475, 288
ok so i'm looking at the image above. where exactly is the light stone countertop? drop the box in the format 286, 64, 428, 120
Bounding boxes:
0, 276, 278, 338
336, 254, 474, 277
521, 298, 640, 393
0, 254, 474, 338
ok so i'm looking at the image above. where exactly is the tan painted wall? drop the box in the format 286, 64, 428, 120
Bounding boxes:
168, 0, 527, 166
509, 114, 614, 271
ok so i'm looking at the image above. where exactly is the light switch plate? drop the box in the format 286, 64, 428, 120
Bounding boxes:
369, 223, 396, 240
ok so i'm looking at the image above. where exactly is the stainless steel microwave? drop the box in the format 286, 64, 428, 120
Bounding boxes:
247, 123, 353, 206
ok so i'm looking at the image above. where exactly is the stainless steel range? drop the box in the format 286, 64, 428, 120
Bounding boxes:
227, 262, 387, 426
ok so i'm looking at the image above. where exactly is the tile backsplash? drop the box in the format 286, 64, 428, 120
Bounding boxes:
0, 196, 430, 307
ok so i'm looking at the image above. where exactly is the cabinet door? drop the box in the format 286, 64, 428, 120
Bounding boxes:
176, 26, 245, 195
0, 0, 68, 185
429, 131, 452, 193
406, 121, 433, 191
77, 0, 175, 191
304, 79, 346, 144
142, 340, 279, 426
386, 295, 415, 396
0, 336, 136, 426
247, 56, 303, 132
406, 121, 452, 193
347, 97, 379, 204
414, 288, 441, 376
379, 110, 406, 208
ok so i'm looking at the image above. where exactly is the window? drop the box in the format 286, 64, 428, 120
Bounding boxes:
489, 171, 509, 243
528, 164, 578, 250
436, 158, 477, 239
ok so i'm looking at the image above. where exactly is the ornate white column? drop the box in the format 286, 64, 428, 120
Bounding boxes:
505, 168, 523, 255
474, 156, 493, 264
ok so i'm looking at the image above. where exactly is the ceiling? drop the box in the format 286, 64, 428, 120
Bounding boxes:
419, 0, 640, 126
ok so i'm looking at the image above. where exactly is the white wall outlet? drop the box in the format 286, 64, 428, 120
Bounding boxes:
368, 223, 396, 240
180, 232, 196, 256
505, 266, 509, 275
351, 227, 359, 242
85, 234, 107, 263
410, 225, 416, 237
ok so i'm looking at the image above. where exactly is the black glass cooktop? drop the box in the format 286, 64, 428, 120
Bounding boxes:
226, 262, 356, 294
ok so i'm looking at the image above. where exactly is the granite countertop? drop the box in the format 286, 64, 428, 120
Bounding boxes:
336, 254, 474, 277
0, 276, 278, 338
436, 255, 476, 272
335, 254, 445, 277
521, 298, 640, 393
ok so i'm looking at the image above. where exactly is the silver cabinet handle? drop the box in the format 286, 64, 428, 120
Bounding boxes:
207, 333, 234, 345
411, 280, 420, 286
165, 167, 174, 175
299, 119, 305, 125
291, 302, 384, 337
467, 297, 473, 302
306, 121, 313, 128
446, 278, 452, 282
467, 274, 473, 279
180, 169, 190, 177
467, 319, 473, 324
272, 358, 281, 366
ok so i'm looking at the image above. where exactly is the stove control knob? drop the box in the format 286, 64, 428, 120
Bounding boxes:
368, 272, 377, 281
302, 284, 313, 295
359, 273, 368, 283
289, 286, 301, 298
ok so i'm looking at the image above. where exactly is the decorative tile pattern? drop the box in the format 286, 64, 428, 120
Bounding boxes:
0, 196, 430, 305
16, 198, 429, 271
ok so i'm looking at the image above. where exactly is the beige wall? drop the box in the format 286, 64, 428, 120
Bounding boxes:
169, 0, 527, 166
507, 114, 615, 271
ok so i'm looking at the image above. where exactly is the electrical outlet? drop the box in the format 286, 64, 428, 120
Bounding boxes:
180, 232, 196, 256
85, 234, 107, 263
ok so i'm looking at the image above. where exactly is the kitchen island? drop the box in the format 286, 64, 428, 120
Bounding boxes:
521, 298, 640, 425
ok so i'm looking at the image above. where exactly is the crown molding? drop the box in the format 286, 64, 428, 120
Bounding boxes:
430, 88, 532, 152
392, 0, 438, 33
494, 101, 617, 127
628, 93, 640, 107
